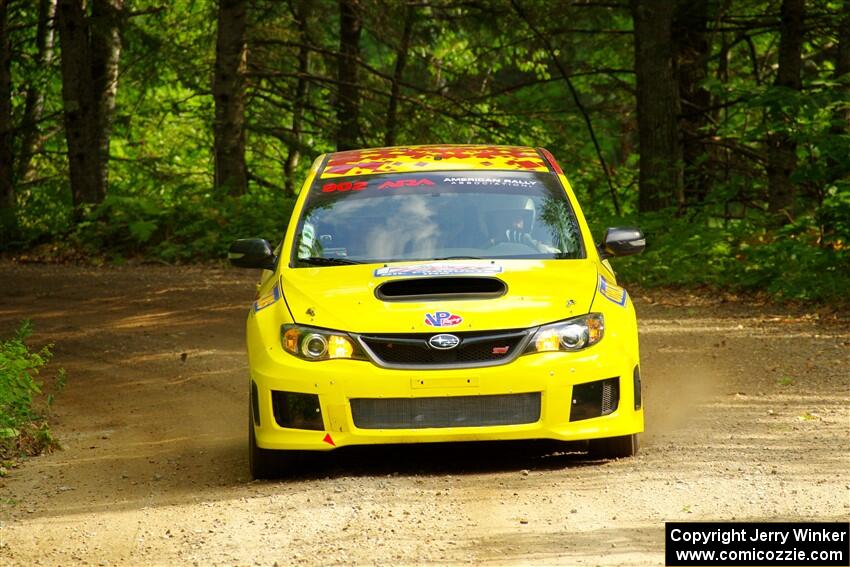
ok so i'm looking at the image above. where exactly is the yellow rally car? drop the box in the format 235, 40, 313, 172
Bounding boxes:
228, 145, 646, 478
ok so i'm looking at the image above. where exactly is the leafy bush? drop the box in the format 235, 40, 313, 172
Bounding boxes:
594, 212, 741, 289
738, 211, 849, 302
590, 200, 850, 304
0, 321, 65, 462
62, 190, 297, 262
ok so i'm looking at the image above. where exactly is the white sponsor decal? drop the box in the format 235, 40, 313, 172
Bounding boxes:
442, 177, 538, 187
374, 263, 503, 277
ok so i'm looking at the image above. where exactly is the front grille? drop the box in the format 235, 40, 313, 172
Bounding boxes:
358, 329, 529, 368
350, 392, 541, 429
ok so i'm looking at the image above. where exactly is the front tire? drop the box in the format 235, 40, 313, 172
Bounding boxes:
588, 433, 639, 459
248, 414, 280, 479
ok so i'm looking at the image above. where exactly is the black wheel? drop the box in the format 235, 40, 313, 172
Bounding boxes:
588, 433, 639, 459
248, 414, 280, 479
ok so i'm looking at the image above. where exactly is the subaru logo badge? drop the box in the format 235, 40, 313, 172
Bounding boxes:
429, 334, 460, 350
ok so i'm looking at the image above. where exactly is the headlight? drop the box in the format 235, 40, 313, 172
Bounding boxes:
525, 313, 604, 353
281, 325, 365, 361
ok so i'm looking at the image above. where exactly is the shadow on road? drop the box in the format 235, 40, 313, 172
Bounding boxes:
266, 440, 599, 481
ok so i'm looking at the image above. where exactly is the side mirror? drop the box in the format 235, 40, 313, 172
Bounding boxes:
600, 227, 645, 259
228, 238, 277, 270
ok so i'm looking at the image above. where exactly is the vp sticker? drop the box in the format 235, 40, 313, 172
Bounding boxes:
254, 283, 280, 312
599, 276, 627, 307
424, 311, 463, 327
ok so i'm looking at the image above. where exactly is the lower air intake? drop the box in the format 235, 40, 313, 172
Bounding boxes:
570, 377, 620, 422
271, 391, 324, 430
350, 392, 541, 429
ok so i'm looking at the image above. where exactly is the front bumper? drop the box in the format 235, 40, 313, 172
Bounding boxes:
249, 346, 643, 451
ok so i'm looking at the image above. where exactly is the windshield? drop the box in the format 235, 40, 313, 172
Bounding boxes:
291, 170, 584, 266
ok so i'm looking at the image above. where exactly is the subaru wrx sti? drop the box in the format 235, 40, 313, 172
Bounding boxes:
228, 145, 646, 478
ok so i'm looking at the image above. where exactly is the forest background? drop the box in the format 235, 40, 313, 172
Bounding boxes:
0, 0, 848, 303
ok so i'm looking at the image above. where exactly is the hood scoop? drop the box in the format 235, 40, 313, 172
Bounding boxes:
376, 277, 507, 302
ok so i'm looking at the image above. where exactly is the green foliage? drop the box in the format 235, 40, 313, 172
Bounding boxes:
0, 321, 64, 459
592, 211, 742, 289
738, 212, 849, 302
67, 191, 297, 262
592, 191, 850, 304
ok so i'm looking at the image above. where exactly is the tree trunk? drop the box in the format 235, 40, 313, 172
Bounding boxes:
213, 0, 248, 196
284, 0, 310, 197
832, 1, 850, 132
673, 0, 712, 205
631, 0, 684, 213
90, 0, 123, 193
766, 0, 804, 220
0, 0, 15, 241
825, 0, 850, 186
16, 0, 57, 185
336, 0, 362, 151
57, 0, 105, 208
385, 2, 414, 147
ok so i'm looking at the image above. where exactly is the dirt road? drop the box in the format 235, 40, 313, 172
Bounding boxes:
0, 263, 847, 566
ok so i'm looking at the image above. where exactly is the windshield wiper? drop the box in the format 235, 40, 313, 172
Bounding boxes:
300, 256, 363, 266
432, 256, 485, 260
